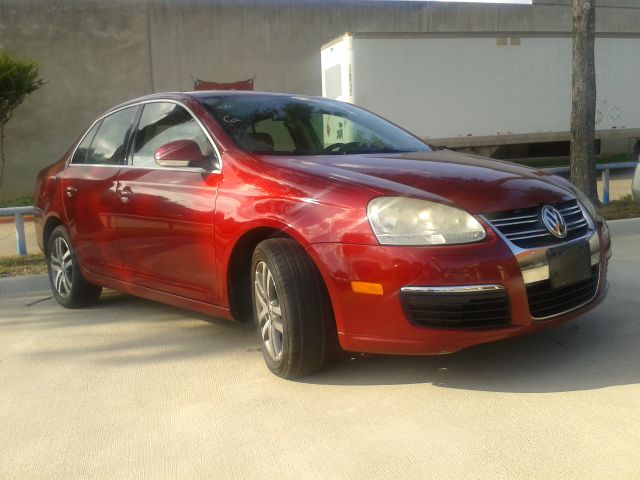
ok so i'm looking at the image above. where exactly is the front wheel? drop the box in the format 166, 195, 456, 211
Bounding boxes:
251, 238, 337, 378
47, 226, 102, 308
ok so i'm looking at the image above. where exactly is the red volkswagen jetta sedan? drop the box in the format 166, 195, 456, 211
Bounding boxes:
34, 92, 611, 378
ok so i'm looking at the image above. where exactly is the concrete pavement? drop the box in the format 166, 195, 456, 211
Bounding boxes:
0, 220, 639, 479
0, 219, 38, 258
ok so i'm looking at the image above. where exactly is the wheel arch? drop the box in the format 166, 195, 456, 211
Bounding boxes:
226, 227, 289, 322
225, 225, 334, 324
42, 215, 64, 256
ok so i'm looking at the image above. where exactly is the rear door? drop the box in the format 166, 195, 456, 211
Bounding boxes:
62, 106, 138, 278
115, 101, 220, 302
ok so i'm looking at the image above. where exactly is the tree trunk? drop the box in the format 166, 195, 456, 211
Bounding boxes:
570, 0, 598, 205
0, 123, 5, 192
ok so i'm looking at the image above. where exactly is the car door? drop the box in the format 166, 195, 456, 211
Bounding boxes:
115, 101, 221, 303
62, 106, 138, 278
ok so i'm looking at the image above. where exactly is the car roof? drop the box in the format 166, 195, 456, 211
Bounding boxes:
105, 90, 322, 115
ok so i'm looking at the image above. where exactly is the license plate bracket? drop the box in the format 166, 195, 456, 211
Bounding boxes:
547, 242, 591, 289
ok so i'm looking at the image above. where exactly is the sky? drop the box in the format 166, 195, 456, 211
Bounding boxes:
436, 0, 531, 2
386, 0, 532, 3
432, 0, 531, 3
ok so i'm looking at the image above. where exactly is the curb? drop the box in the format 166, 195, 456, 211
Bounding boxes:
0, 273, 50, 296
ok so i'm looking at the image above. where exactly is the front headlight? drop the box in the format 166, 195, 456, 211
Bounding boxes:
367, 197, 486, 246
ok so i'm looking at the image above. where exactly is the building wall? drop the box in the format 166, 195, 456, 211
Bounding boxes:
0, 0, 639, 200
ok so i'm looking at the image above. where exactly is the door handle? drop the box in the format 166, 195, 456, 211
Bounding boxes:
65, 186, 77, 198
118, 186, 134, 204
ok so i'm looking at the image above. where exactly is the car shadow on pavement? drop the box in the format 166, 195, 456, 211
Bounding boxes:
5, 289, 258, 366
7, 278, 638, 394
302, 302, 639, 393
303, 249, 640, 392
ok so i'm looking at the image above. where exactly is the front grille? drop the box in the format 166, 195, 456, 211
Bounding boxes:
485, 199, 589, 248
401, 288, 510, 329
526, 266, 599, 319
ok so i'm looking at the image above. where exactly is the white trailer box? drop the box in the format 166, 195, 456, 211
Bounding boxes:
321, 33, 640, 151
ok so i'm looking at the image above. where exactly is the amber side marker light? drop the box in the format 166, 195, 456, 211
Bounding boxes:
351, 281, 384, 295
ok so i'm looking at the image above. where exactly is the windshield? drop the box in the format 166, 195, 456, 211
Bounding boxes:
199, 94, 431, 155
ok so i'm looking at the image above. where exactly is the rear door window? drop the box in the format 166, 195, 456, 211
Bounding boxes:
71, 121, 101, 165
85, 106, 138, 166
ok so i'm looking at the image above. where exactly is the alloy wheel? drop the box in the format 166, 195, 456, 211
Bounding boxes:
50, 236, 73, 298
254, 261, 284, 361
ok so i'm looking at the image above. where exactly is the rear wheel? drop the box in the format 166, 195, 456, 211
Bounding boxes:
251, 238, 336, 378
47, 226, 102, 308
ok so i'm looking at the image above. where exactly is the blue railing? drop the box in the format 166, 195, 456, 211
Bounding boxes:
543, 161, 637, 205
0, 206, 36, 256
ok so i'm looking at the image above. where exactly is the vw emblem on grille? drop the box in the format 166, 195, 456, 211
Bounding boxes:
540, 205, 567, 239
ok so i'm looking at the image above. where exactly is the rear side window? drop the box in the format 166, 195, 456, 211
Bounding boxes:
131, 102, 216, 168
84, 106, 137, 166
71, 121, 101, 164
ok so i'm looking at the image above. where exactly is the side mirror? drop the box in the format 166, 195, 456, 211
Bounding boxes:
154, 140, 205, 168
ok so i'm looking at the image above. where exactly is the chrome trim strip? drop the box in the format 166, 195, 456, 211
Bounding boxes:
66, 163, 210, 174
500, 219, 586, 241
65, 98, 222, 174
66, 164, 120, 169
507, 232, 550, 242
567, 219, 587, 228
491, 218, 539, 227
559, 205, 581, 213
561, 209, 582, 217
491, 213, 538, 223
505, 227, 548, 237
401, 285, 505, 294
121, 165, 210, 174
508, 233, 550, 241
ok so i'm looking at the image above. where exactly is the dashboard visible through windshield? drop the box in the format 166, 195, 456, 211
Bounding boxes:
200, 94, 431, 155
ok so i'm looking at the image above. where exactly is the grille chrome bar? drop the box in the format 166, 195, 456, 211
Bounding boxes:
567, 218, 587, 228
491, 214, 538, 225
490, 217, 539, 228
558, 205, 581, 214
483, 199, 591, 248
505, 231, 546, 241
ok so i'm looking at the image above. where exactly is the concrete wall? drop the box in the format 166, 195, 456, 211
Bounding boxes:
0, 0, 152, 200
1, 0, 639, 200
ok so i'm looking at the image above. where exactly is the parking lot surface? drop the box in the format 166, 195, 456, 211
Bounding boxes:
1, 219, 639, 479
0, 218, 38, 258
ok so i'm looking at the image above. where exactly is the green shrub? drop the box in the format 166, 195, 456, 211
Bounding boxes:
0, 51, 45, 191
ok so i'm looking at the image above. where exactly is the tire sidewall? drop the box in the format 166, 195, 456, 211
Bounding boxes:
251, 246, 290, 375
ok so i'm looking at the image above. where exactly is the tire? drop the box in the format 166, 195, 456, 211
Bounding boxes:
251, 238, 337, 378
47, 225, 102, 308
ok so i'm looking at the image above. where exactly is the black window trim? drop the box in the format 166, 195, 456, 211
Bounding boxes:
70, 119, 102, 165
66, 99, 223, 174
70, 106, 139, 167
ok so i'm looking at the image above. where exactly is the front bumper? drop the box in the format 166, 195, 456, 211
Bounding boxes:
306, 220, 611, 355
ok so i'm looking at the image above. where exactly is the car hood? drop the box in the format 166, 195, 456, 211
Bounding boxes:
256, 150, 574, 214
